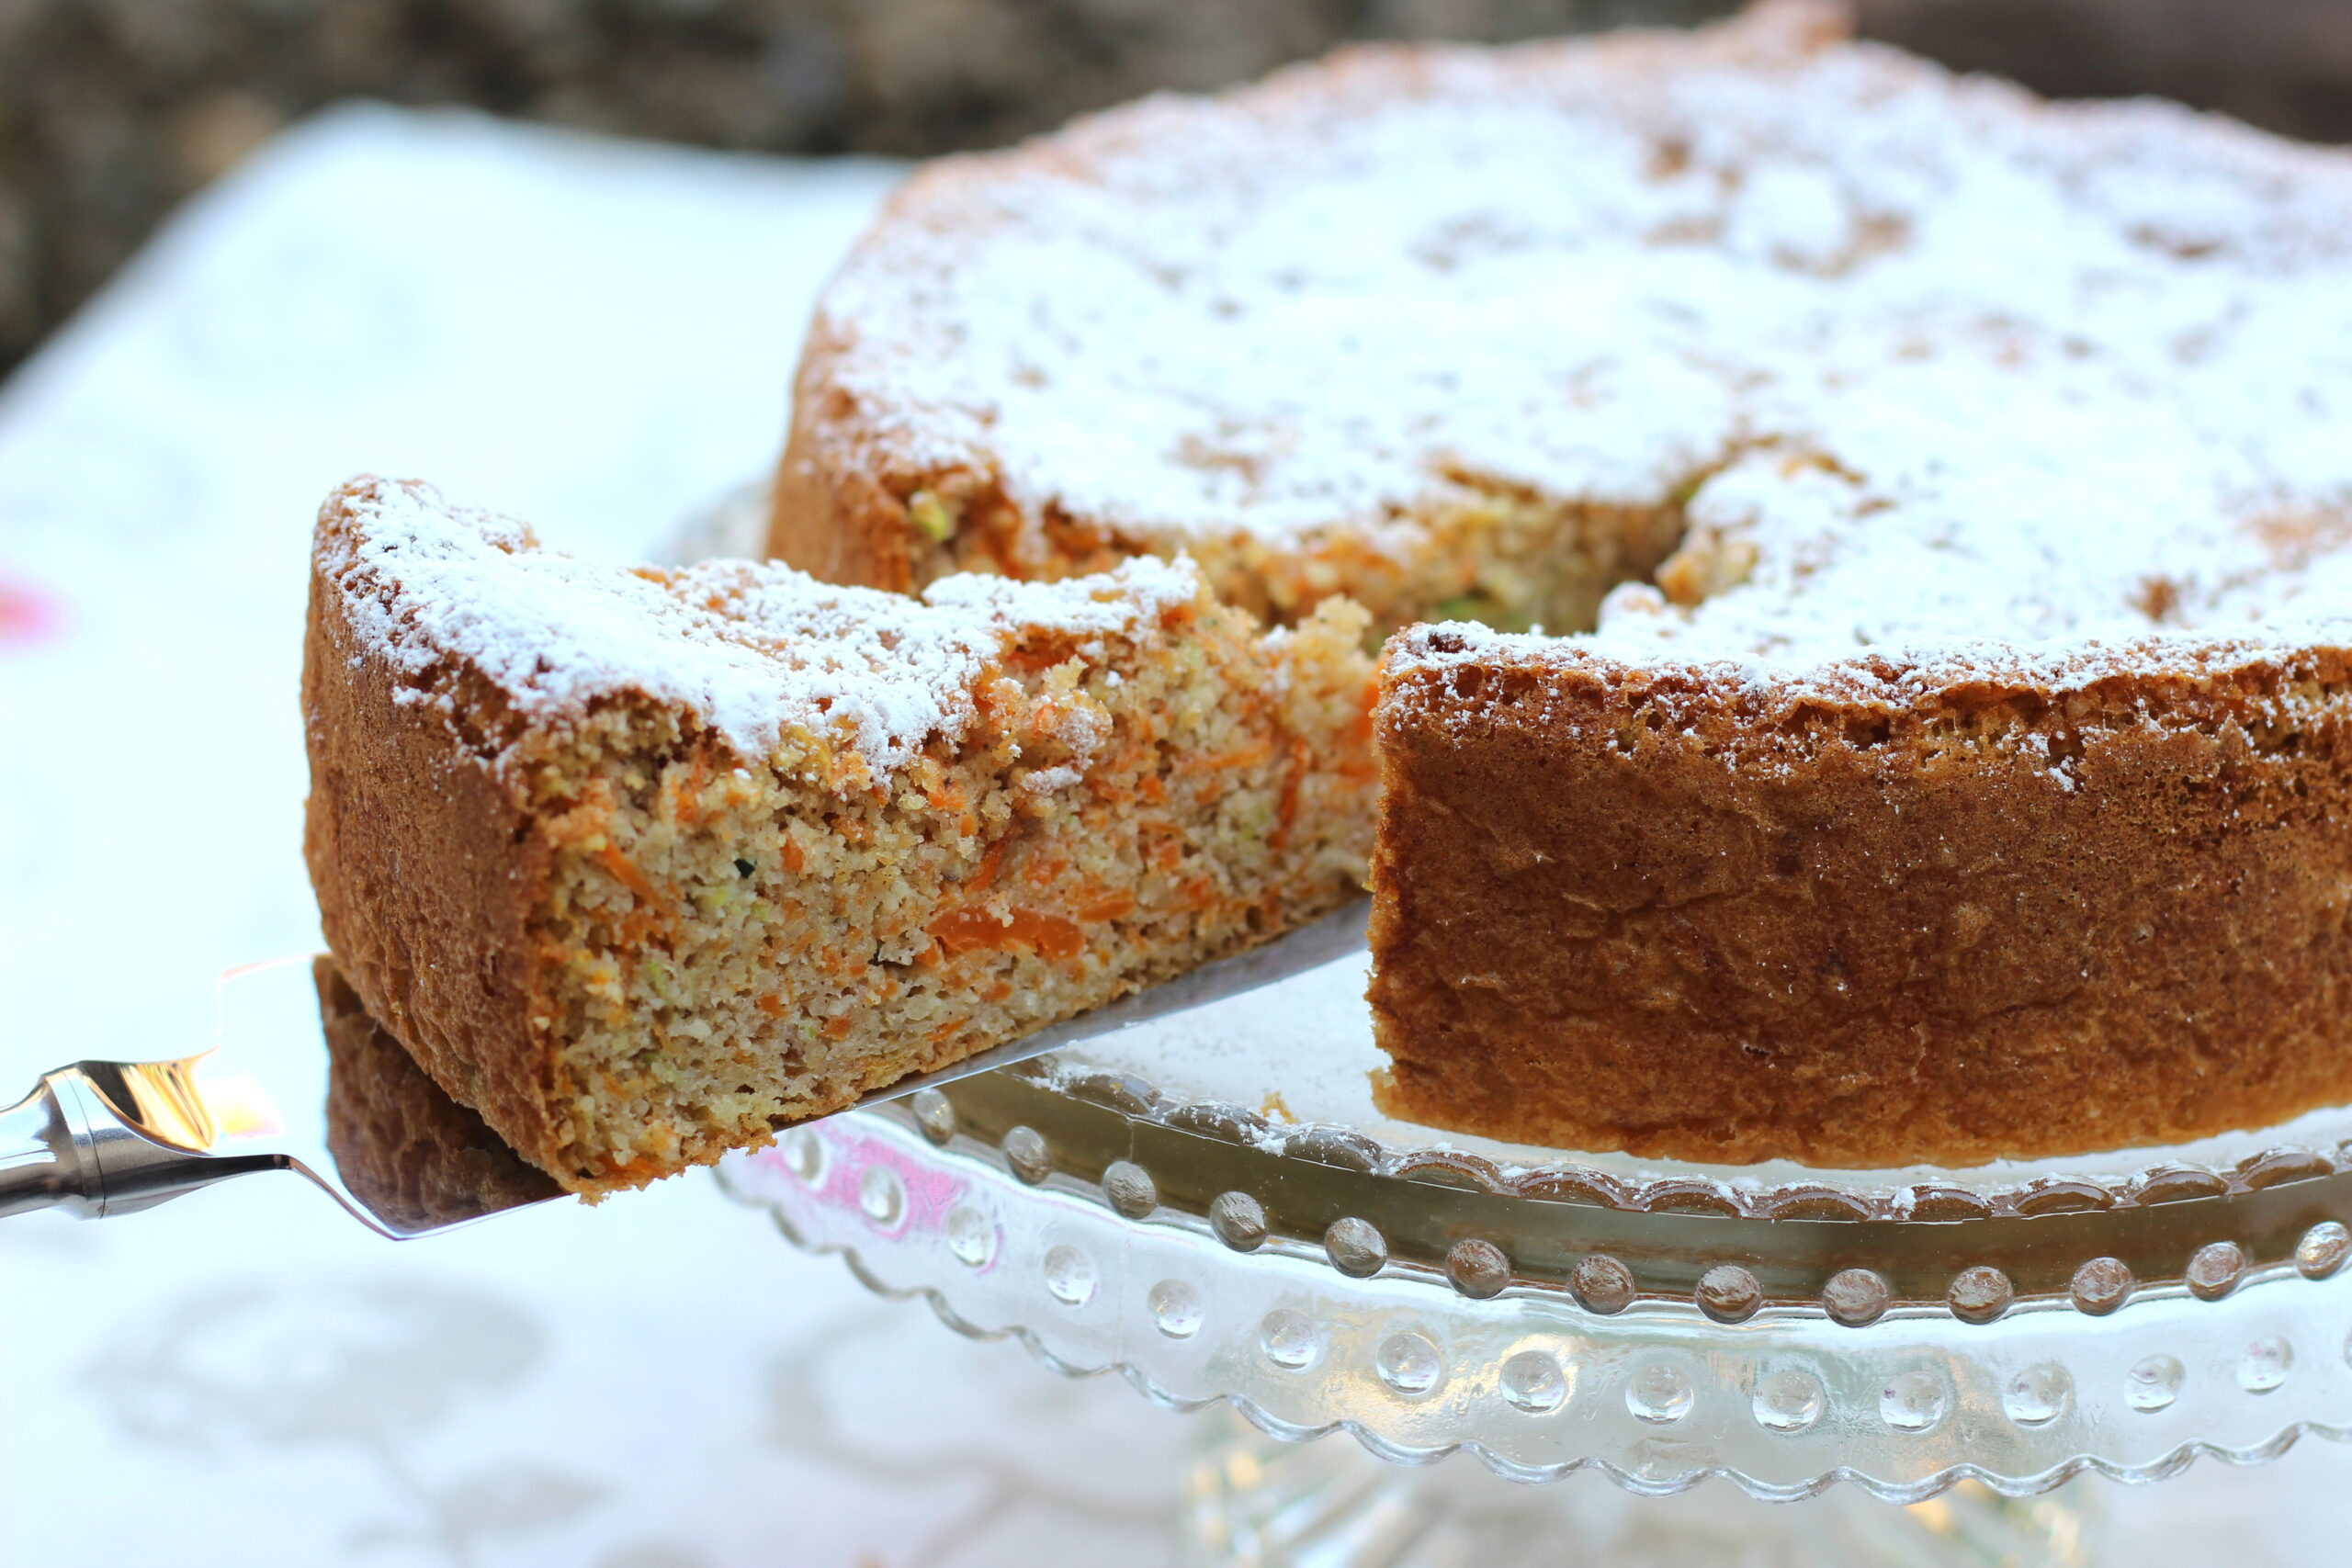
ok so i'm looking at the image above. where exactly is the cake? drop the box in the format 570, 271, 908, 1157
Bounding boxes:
303, 478, 1374, 1193
769, 2, 2352, 1165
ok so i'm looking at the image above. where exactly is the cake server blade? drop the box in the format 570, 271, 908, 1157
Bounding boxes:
0, 896, 1370, 1237
0, 955, 561, 1239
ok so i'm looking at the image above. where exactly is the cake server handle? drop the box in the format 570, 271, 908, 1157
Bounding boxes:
0, 1060, 282, 1221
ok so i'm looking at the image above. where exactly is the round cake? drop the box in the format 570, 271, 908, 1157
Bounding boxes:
775, 1, 2352, 1168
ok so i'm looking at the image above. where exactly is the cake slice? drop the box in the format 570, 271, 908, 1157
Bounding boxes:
303, 478, 1374, 1194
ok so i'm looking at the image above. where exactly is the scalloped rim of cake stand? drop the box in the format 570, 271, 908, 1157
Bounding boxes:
719, 1069, 2352, 1504
1037, 1043, 2352, 1225
750, 1178, 2350, 1505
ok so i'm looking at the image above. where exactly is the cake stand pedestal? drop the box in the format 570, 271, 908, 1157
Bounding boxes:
1179, 1405, 2095, 1566
720, 1054, 2352, 1563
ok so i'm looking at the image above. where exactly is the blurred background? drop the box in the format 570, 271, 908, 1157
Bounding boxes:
5, 0, 2352, 381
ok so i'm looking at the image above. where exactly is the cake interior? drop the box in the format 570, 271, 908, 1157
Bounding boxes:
851, 471, 1725, 638
517, 594, 1374, 1190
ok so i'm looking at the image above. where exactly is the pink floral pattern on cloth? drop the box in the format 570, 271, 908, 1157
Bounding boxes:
0, 571, 61, 647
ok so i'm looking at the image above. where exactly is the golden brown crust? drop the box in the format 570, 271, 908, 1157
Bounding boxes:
301, 525, 569, 1179
1369, 643, 2352, 1166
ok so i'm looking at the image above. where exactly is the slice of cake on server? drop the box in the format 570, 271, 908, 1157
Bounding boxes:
303, 478, 1374, 1193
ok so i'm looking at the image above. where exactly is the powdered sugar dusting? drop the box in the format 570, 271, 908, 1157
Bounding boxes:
320, 477, 1199, 769
1387, 617, 2352, 720
818, 4, 2352, 673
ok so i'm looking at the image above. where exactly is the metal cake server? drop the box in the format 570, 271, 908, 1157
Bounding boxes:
0, 897, 1371, 1239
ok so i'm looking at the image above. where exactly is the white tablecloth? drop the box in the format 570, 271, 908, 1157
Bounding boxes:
0, 104, 2344, 1565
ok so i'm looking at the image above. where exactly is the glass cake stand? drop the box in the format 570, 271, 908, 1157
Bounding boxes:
718, 1015, 2352, 1565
